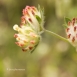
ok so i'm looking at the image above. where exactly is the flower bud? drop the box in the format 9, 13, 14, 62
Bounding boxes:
13, 5, 44, 52
66, 18, 77, 48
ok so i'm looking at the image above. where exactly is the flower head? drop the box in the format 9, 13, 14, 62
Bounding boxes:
13, 5, 44, 52
66, 18, 77, 48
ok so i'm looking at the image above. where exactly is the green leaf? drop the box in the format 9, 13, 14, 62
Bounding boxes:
64, 17, 71, 25
36, 15, 43, 31
36, 15, 41, 24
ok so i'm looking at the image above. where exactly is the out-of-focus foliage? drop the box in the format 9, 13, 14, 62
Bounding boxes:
0, 0, 77, 77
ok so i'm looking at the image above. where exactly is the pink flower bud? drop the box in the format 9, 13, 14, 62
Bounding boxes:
66, 18, 77, 48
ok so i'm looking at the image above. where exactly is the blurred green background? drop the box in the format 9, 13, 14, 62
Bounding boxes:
0, 0, 77, 77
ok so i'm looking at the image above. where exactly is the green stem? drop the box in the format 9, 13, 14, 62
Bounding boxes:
44, 29, 70, 43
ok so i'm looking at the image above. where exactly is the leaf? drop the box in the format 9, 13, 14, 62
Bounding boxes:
64, 17, 71, 25
36, 15, 41, 24
30, 43, 39, 53
38, 5, 44, 26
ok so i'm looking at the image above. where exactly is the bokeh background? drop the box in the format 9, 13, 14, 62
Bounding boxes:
0, 0, 77, 77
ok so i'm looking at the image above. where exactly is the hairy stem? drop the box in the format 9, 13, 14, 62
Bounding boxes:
44, 29, 70, 43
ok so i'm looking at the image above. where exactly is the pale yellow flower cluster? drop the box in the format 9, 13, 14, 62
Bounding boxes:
13, 6, 44, 52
